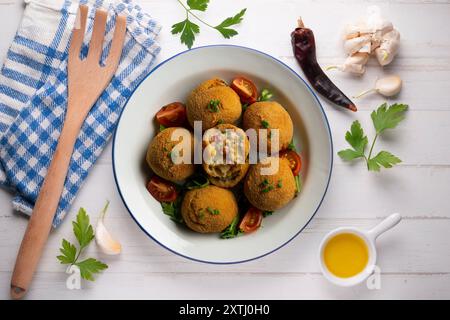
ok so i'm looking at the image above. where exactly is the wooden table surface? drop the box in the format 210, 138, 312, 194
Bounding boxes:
1, 0, 449, 300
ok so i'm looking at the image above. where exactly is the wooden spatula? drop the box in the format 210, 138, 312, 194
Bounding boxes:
10, 5, 126, 299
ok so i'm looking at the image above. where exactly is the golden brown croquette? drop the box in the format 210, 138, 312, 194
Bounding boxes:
186, 78, 242, 130
181, 185, 238, 233
146, 127, 195, 182
242, 101, 293, 152
244, 157, 296, 211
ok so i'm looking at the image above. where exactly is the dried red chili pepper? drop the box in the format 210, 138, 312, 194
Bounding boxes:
291, 19, 357, 112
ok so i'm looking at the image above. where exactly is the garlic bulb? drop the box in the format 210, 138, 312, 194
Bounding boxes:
334, 6, 400, 74
354, 75, 403, 98
95, 201, 122, 255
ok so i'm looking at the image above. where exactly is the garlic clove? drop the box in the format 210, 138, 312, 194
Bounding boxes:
354, 75, 402, 98
375, 75, 402, 97
95, 201, 122, 255
375, 29, 400, 66
344, 35, 372, 55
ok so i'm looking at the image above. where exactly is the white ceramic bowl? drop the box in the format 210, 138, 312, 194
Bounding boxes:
113, 45, 333, 264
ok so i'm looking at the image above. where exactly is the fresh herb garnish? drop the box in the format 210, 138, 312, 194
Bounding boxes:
207, 99, 221, 113
198, 210, 205, 219
262, 185, 274, 193
159, 124, 167, 132
258, 89, 273, 101
288, 139, 296, 151
338, 103, 407, 171
172, 0, 247, 49
217, 119, 224, 124
161, 198, 184, 223
220, 215, 240, 239
277, 180, 283, 188
57, 208, 108, 281
295, 175, 302, 195
261, 120, 270, 128
242, 103, 249, 112
207, 207, 220, 215
185, 173, 210, 190
263, 210, 273, 218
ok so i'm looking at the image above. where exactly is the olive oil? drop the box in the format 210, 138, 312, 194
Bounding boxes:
323, 233, 369, 278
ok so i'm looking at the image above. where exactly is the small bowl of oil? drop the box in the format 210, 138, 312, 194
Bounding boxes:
318, 213, 401, 287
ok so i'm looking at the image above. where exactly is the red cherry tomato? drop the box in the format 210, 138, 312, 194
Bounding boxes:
156, 102, 187, 127
239, 207, 263, 233
146, 175, 178, 202
231, 76, 258, 105
280, 150, 302, 176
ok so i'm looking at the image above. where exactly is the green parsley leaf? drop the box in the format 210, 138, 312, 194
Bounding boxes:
214, 9, 247, 39
57, 205, 108, 282
346, 120, 368, 154
338, 103, 407, 172
288, 139, 296, 151
220, 215, 240, 239
262, 211, 273, 218
75, 258, 108, 281
171, 19, 200, 49
72, 208, 94, 249
367, 151, 402, 172
207, 99, 221, 112
261, 120, 270, 128
258, 89, 273, 101
187, 0, 209, 11
371, 103, 408, 134
161, 200, 184, 224
57, 239, 77, 264
338, 149, 365, 161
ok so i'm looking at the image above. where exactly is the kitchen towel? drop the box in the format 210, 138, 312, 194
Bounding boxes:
0, 0, 161, 227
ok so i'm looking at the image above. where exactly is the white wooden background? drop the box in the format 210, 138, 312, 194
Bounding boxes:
1, 0, 450, 300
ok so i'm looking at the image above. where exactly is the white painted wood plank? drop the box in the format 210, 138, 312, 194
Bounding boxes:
0, 272, 449, 300
1, 217, 449, 274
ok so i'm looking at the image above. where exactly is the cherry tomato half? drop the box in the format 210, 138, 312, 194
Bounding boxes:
239, 207, 263, 233
231, 76, 258, 105
146, 175, 178, 202
156, 102, 187, 127
280, 150, 302, 176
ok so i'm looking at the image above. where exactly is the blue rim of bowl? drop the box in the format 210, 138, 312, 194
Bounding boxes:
112, 44, 333, 264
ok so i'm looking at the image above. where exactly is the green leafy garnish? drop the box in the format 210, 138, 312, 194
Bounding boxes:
214, 9, 247, 39
172, 1, 246, 49
277, 180, 283, 188
338, 103, 407, 172
262, 211, 273, 218
295, 175, 302, 195
287, 139, 296, 151
242, 103, 249, 112
57, 207, 108, 281
159, 124, 167, 132
161, 198, 184, 223
258, 89, 273, 101
185, 173, 210, 190
220, 215, 240, 239
207, 99, 221, 113
261, 120, 270, 128
207, 207, 220, 215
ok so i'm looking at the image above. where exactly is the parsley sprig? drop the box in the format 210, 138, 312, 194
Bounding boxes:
57, 208, 107, 281
338, 103, 408, 171
172, 0, 246, 49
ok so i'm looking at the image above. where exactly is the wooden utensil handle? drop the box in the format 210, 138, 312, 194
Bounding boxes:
10, 120, 81, 299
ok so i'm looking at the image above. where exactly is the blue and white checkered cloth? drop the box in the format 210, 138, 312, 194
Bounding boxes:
0, 0, 161, 227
